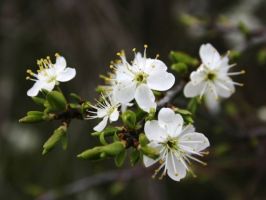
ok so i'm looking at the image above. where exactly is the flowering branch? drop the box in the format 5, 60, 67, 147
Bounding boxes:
20, 43, 244, 182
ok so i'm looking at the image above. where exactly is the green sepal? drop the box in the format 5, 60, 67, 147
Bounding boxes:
45, 91, 67, 112
115, 150, 127, 167
42, 124, 67, 155
121, 110, 136, 129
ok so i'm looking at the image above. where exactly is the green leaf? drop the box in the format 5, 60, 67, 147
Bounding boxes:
130, 149, 140, 166
169, 51, 199, 67
77, 141, 126, 160
42, 124, 67, 155
187, 97, 199, 114
121, 110, 136, 129
140, 146, 159, 160
115, 150, 127, 167
31, 96, 46, 106
91, 127, 120, 136
46, 91, 67, 112
139, 133, 149, 147
19, 111, 44, 123
69, 93, 82, 102
171, 63, 188, 74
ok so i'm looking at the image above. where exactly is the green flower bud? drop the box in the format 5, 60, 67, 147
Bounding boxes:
121, 110, 136, 129
42, 124, 67, 155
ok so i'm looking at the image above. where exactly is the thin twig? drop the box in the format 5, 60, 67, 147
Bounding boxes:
157, 80, 185, 107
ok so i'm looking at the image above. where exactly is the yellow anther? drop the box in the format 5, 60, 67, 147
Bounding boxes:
55, 53, 60, 57
132, 48, 136, 52
26, 76, 30, 80
116, 52, 121, 56
144, 44, 148, 48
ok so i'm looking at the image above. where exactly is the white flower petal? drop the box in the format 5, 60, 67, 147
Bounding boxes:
147, 71, 175, 91
135, 84, 156, 112
181, 124, 196, 136
144, 120, 166, 142
143, 155, 159, 167
113, 81, 136, 104
144, 59, 167, 73
54, 56, 67, 72
143, 142, 162, 167
158, 108, 184, 137
166, 152, 187, 181
93, 116, 108, 132
199, 43, 221, 69
109, 109, 119, 122
183, 82, 205, 98
27, 81, 43, 97
214, 79, 235, 98
190, 69, 206, 85
42, 81, 56, 91
97, 108, 107, 118
179, 132, 210, 152
56, 68, 76, 82
204, 91, 220, 114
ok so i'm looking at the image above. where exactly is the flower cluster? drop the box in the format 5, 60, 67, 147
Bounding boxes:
89, 46, 175, 131
23, 43, 243, 182
184, 43, 244, 111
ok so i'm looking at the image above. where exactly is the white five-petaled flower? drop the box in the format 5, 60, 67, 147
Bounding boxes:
143, 108, 210, 181
184, 43, 244, 108
87, 94, 120, 132
111, 46, 175, 112
26, 54, 76, 97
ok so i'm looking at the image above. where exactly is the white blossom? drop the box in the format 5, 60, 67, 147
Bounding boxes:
87, 94, 120, 132
183, 43, 244, 109
110, 46, 175, 112
143, 108, 210, 181
26, 54, 76, 97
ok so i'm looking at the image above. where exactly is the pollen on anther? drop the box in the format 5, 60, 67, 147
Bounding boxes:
144, 44, 148, 48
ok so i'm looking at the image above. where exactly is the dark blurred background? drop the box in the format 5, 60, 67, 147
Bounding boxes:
1, 0, 266, 199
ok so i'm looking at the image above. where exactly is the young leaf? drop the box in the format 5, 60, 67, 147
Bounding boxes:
42, 124, 67, 155
130, 149, 140, 166
121, 110, 136, 129
46, 91, 67, 112
115, 150, 127, 167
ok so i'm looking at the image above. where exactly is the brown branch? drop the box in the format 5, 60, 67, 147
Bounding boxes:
157, 80, 185, 108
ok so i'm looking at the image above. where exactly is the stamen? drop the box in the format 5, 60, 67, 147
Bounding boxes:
227, 70, 245, 76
